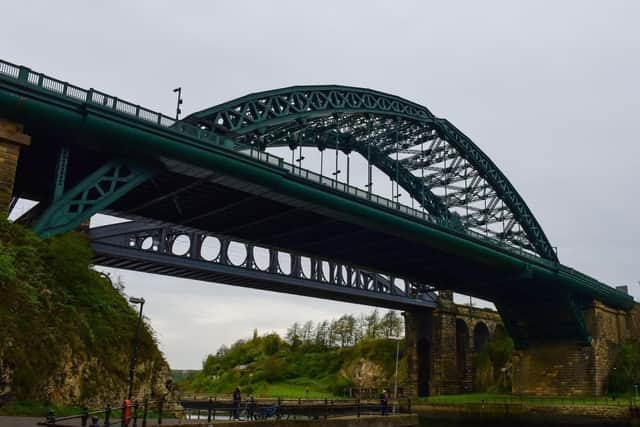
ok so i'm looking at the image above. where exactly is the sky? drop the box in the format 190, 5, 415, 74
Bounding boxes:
3, 1, 640, 369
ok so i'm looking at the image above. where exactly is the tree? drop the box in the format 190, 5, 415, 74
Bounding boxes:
327, 319, 339, 347
216, 344, 229, 358
609, 340, 640, 394
286, 321, 302, 347
354, 314, 367, 343
315, 320, 329, 347
262, 333, 281, 355
365, 309, 381, 339
381, 311, 403, 338
301, 320, 314, 343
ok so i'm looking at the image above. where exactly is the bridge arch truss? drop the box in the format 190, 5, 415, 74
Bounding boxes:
185, 86, 557, 261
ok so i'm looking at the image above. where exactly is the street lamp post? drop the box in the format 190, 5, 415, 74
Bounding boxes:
127, 297, 146, 400
173, 87, 183, 120
393, 335, 401, 414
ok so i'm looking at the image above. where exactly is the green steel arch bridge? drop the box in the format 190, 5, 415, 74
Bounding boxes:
0, 59, 632, 349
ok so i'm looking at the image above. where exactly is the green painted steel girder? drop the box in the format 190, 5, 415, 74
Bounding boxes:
33, 157, 155, 238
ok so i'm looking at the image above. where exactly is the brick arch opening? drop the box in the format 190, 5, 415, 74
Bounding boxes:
455, 319, 469, 379
417, 337, 431, 396
473, 322, 490, 352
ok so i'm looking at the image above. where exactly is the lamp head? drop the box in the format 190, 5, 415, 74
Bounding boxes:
129, 297, 145, 305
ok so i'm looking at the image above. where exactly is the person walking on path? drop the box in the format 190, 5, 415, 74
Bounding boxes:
380, 389, 389, 416
232, 387, 242, 420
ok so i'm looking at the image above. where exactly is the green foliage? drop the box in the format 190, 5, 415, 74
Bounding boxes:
0, 219, 165, 404
262, 333, 282, 356
473, 327, 514, 392
609, 340, 640, 395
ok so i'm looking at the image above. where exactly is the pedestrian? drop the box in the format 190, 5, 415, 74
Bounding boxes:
247, 395, 255, 420
232, 386, 242, 420
380, 389, 388, 416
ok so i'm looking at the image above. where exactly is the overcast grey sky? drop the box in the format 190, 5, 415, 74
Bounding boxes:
4, 1, 640, 368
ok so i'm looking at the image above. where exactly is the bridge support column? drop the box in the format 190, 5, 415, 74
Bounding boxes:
404, 310, 433, 397
428, 291, 473, 395
512, 301, 638, 396
0, 119, 30, 215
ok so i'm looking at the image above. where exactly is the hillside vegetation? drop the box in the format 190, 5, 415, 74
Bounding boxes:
0, 219, 170, 409
178, 312, 406, 398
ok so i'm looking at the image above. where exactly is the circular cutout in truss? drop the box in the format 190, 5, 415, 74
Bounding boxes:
171, 234, 191, 256
253, 246, 270, 270
140, 236, 154, 250
278, 252, 291, 275
227, 241, 247, 266
200, 236, 221, 261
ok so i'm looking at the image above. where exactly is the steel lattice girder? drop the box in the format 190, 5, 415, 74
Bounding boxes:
89, 221, 438, 310
184, 86, 558, 262
32, 151, 156, 238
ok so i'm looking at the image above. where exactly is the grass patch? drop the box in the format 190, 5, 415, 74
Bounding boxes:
417, 393, 638, 407
0, 400, 84, 417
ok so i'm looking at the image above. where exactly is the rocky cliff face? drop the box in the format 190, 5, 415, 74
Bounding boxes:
340, 358, 389, 388
0, 329, 173, 408
41, 346, 172, 407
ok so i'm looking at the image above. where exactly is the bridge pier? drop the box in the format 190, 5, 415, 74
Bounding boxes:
404, 310, 433, 397
512, 301, 640, 396
0, 119, 30, 214
405, 292, 503, 397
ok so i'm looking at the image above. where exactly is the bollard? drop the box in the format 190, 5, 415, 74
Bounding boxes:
213, 396, 217, 421
46, 410, 56, 426
133, 401, 139, 427
141, 399, 149, 427
277, 397, 282, 420
324, 398, 328, 420
407, 398, 411, 414
296, 398, 301, 420
81, 406, 89, 427
91, 416, 100, 427
356, 399, 360, 418
157, 398, 164, 425
208, 397, 213, 423
104, 405, 111, 427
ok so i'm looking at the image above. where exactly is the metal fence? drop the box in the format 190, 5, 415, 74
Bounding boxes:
39, 397, 412, 426
180, 397, 412, 421
39, 399, 183, 427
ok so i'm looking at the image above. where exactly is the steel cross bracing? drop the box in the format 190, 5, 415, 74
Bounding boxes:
90, 221, 438, 310
185, 87, 558, 261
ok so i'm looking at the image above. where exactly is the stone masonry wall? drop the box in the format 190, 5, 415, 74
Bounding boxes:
512, 300, 638, 397
405, 292, 503, 397
0, 119, 30, 213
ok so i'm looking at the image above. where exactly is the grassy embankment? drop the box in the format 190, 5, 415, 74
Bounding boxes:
177, 334, 406, 399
